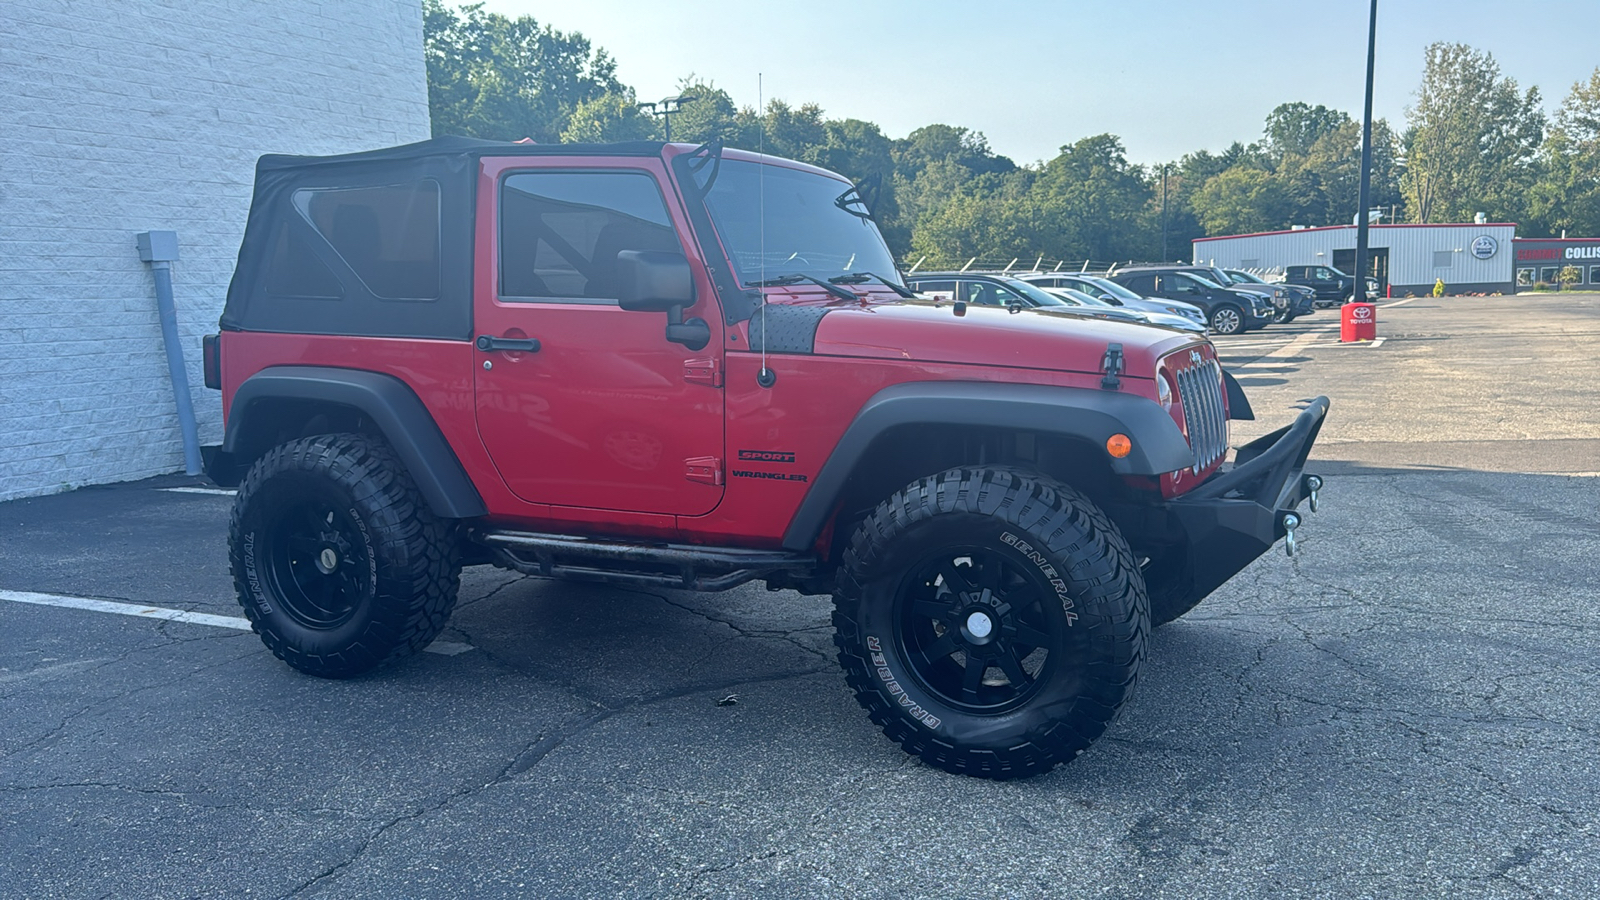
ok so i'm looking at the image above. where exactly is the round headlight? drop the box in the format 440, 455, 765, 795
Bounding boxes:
1156, 373, 1173, 409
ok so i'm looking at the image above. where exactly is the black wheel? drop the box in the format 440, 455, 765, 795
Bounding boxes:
228, 434, 460, 678
833, 467, 1148, 779
1209, 304, 1245, 335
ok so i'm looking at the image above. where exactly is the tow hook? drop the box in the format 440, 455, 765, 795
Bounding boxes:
1305, 474, 1323, 513
1282, 512, 1301, 557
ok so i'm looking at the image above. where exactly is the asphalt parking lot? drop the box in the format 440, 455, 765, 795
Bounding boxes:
3, 293, 1598, 899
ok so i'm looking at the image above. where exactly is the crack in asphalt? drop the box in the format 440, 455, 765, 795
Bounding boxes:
1, 643, 261, 763
624, 585, 836, 663
280, 664, 830, 898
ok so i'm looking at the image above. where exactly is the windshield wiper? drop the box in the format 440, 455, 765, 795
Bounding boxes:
747, 273, 858, 302
830, 272, 917, 299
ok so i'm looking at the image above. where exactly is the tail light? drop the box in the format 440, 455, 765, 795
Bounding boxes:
203, 334, 221, 390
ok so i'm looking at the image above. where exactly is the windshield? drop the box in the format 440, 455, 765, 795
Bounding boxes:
1079, 275, 1143, 302
700, 160, 900, 287
1226, 270, 1267, 284
1059, 287, 1113, 307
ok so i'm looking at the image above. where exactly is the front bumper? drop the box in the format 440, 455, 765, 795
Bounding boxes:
1155, 396, 1329, 600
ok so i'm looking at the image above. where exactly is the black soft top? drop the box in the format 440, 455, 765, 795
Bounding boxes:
221, 136, 673, 340
253, 134, 670, 172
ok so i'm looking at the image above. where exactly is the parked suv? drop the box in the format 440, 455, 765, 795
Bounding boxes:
204, 136, 1328, 780
1223, 269, 1315, 323
1128, 264, 1297, 326
1284, 264, 1377, 307
1108, 267, 1273, 335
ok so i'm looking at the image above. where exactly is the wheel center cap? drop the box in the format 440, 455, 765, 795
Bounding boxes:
966, 611, 994, 639
317, 548, 339, 574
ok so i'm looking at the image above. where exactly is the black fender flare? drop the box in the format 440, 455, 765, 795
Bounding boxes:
780, 381, 1194, 551
215, 366, 487, 519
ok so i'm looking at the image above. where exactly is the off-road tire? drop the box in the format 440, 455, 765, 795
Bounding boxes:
833, 467, 1148, 779
1209, 304, 1246, 335
228, 433, 460, 678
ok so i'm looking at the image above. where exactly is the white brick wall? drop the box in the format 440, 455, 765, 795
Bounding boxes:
0, 0, 431, 501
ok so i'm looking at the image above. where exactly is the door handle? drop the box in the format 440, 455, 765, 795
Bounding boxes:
476, 335, 541, 353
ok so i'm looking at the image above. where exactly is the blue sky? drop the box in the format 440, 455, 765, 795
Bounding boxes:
488, 0, 1597, 166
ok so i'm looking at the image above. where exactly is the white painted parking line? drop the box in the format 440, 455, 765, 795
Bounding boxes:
1234, 331, 1322, 369
3, 590, 255, 629
1306, 336, 1387, 349
0, 590, 472, 655
1381, 297, 1418, 308
159, 487, 236, 496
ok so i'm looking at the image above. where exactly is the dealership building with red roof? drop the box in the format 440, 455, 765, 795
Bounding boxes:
1192, 223, 1600, 296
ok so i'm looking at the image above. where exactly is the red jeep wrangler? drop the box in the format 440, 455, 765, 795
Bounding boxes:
204, 136, 1328, 779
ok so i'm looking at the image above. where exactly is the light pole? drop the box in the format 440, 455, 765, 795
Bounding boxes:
1160, 164, 1169, 262
638, 95, 696, 142
1351, 0, 1378, 302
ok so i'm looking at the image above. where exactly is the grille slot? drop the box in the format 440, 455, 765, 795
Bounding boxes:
1175, 356, 1227, 473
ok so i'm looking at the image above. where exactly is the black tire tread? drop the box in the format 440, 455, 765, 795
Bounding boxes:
228, 433, 460, 678
832, 466, 1148, 779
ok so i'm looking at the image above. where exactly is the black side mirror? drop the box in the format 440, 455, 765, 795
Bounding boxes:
614, 250, 709, 351
616, 250, 694, 312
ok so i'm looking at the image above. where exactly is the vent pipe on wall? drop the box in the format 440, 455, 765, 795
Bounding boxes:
136, 231, 202, 476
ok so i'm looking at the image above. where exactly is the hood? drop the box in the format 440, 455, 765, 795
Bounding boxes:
807, 300, 1204, 377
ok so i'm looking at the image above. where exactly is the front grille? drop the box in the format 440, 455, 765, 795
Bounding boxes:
1175, 356, 1228, 473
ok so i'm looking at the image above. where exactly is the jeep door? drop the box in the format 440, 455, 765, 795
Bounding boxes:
473, 157, 725, 516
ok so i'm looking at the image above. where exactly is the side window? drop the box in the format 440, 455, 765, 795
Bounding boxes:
1169, 275, 1199, 295
1314, 267, 1336, 280
960, 282, 1017, 305
910, 280, 956, 300
272, 181, 442, 301
499, 170, 682, 302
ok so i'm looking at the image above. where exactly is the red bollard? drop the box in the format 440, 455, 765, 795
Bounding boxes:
1341, 302, 1377, 342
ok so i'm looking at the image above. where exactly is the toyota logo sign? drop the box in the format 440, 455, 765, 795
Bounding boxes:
1351, 305, 1373, 320
1471, 235, 1498, 259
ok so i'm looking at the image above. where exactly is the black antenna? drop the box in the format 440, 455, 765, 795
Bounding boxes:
756, 73, 775, 389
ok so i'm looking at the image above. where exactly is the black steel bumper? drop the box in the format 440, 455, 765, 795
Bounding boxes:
1158, 396, 1330, 601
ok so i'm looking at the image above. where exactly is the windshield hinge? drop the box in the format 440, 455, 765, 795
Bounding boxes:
1101, 343, 1124, 390
684, 357, 722, 387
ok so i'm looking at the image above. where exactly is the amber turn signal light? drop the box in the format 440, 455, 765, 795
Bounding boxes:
1106, 433, 1132, 459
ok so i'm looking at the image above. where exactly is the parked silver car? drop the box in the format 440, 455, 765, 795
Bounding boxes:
1020, 272, 1207, 327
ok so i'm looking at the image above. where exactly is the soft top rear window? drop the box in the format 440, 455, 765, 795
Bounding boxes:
276, 181, 442, 301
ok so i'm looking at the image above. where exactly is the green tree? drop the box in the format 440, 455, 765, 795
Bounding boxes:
560, 91, 659, 143
1402, 42, 1545, 223
1263, 103, 1353, 161
1189, 168, 1292, 235
667, 78, 741, 145
1529, 67, 1600, 237
1031, 135, 1155, 262
423, 0, 622, 142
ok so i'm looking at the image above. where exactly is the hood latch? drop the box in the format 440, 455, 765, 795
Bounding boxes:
1101, 343, 1124, 390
